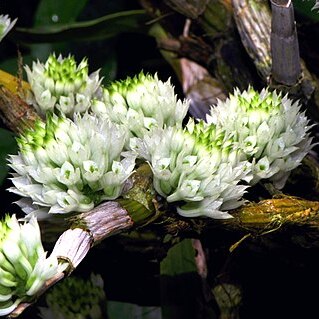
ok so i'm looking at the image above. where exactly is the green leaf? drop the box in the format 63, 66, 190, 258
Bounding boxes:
160, 239, 217, 319
293, 0, 319, 22
28, 0, 88, 63
12, 10, 149, 43
0, 128, 17, 185
108, 301, 161, 319
0, 55, 33, 75
160, 239, 197, 276
34, 0, 88, 26
160, 239, 201, 319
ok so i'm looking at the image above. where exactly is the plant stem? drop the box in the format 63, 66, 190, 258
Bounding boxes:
270, 0, 301, 85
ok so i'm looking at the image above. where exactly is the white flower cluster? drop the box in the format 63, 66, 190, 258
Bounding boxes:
206, 87, 313, 188
11, 56, 314, 221
131, 122, 252, 219
0, 215, 65, 316
8, 113, 135, 219
25, 54, 101, 117
0, 14, 17, 42
130, 86, 313, 218
91, 72, 189, 137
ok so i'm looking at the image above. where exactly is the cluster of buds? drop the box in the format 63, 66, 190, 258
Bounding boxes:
8, 112, 135, 219
38, 273, 106, 319
7, 54, 313, 222
25, 54, 101, 117
91, 72, 189, 137
131, 122, 252, 219
0, 14, 17, 42
206, 87, 313, 188
0, 215, 65, 316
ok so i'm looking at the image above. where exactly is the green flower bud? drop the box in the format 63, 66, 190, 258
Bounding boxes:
38, 273, 106, 319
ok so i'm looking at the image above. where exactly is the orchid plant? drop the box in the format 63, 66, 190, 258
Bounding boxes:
0, 12, 315, 316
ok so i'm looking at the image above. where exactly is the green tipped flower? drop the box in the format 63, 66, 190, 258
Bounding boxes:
206, 86, 314, 188
38, 273, 106, 319
25, 54, 102, 117
131, 123, 252, 219
0, 214, 65, 316
0, 14, 17, 42
8, 113, 135, 219
91, 72, 189, 138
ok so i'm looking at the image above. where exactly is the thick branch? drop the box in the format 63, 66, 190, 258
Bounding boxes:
232, 0, 272, 80
0, 86, 40, 134
224, 196, 319, 235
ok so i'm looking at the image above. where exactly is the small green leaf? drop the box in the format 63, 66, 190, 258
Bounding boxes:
118, 163, 160, 226
12, 10, 149, 43
160, 239, 197, 276
0, 128, 17, 185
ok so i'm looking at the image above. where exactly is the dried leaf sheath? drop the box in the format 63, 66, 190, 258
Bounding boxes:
270, 0, 301, 85
0, 86, 40, 133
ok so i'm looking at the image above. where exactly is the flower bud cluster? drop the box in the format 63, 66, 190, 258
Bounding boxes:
8, 113, 135, 218
131, 122, 252, 219
25, 54, 101, 117
0, 215, 64, 316
38, 273, 105, 319
11, 60, 314, 221
206, 87, 313, 188
91, 72, 189, 137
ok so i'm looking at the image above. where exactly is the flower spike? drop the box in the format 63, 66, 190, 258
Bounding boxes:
132, 124, 251, 219
207, 86, 314, 188
25, 54, 102, 117
91, 71, 189, 138
8, 113, 135, 219
0, 214, 66, 316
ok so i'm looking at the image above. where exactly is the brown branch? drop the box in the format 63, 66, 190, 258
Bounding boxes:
0, 86, 40, 134
232, 0, 272, 81
224, 196, 319, 235
160, 195, 319, 242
